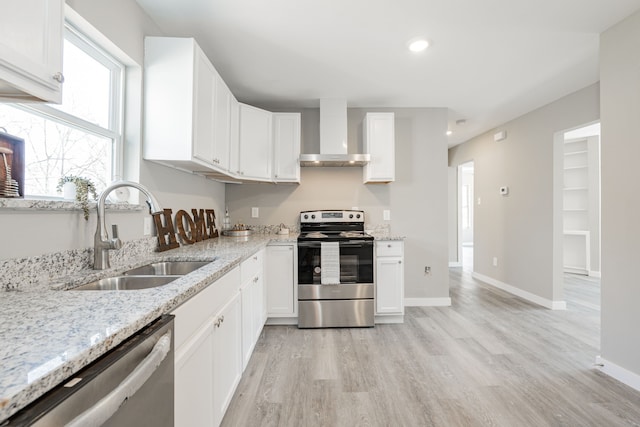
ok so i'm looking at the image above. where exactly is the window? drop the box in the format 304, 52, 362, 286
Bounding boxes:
0, 23, 124, 197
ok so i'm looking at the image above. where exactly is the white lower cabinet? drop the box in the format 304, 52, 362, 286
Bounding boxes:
212, 293, 242, 425
266, 243, 297, 323
172, 266, 243, 427
174, 320, 215, 426
375, 241, 404, 322
240, 249, 265, 370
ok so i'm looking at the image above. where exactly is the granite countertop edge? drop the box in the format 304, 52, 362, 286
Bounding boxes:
0, 233, 297, 422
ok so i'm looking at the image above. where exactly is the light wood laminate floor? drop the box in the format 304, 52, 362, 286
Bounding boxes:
222, 270, 640, 426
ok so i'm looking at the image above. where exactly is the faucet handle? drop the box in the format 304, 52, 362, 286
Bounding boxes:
110, 224, 123, 250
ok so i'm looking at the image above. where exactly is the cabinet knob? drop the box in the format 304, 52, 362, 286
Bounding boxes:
398, 260, 402, 264
220, 315, 225, 323
253, 276, 259, 283
387, 244, 392, 248
53, 72, 65, 83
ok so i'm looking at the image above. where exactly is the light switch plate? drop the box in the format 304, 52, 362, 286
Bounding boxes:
383, 210, 391, 221
251, 207, 259, 218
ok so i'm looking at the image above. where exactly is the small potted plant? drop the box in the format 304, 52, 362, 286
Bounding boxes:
57, 175, 98, 220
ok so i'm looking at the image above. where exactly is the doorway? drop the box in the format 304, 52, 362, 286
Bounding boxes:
458, 161, 474, 271
561, 123, 601, 277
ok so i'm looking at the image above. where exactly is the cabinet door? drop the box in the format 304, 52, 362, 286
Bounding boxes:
174, 321, 215, 427
213, 292, 243, 426
272, 113, 301, 182
239, 103, 272, 180
240, 278, 255, 370
0, 0, 63, 103
376, 257, 404, 314
192, 46, 216, 165
213, 73, 232, 170
266, 244, 296, 315
229, 97, 240, 175
364, 112, 395, 183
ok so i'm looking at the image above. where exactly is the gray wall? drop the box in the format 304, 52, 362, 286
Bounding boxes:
448, 83, 599, 303
227, 107, 450, 301
600, 9, 640, 377
0, 0, 226, 260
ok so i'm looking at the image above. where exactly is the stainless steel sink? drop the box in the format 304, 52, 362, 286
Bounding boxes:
73, 275, 179, 291
123, 261, 212, 276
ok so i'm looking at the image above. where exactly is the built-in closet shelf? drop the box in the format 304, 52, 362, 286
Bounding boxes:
564, 230, 589, 235
564, 165, 588, 171
562, 134, 599, 276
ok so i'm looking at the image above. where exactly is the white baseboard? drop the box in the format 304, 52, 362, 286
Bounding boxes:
375, 315, 404, 324
595, 356, 640, 392
265, 317, 297, 326
472, 272, 567, 310
404, 297, 452, 307
589, 270, 601, 278
449, 261, 462, 267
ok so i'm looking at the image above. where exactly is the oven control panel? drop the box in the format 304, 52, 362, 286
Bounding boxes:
300, 210, 364, 223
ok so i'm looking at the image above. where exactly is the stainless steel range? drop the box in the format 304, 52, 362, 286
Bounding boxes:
297, 210, 374, 328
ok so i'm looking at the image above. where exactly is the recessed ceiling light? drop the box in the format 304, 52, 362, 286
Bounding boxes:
446, 130, 453, 136
408, 38, 430, 53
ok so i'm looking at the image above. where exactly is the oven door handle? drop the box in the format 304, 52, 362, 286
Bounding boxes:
339, 240, 374, 247
66, 331, 172, 427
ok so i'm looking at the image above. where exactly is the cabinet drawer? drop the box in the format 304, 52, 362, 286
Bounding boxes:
241, 249, 263, 283
172, 266, 240, 349
376, 241, 403, 257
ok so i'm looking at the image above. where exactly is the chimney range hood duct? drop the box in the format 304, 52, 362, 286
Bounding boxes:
299, 99, 370, 167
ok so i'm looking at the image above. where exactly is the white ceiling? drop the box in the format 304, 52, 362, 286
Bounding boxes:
134, 0, 640, 146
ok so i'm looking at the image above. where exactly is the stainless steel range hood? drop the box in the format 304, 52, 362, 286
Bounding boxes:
299, 99, 370, 167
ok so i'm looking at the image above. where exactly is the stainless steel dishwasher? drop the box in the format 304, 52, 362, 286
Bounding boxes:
4, 315, 174, 427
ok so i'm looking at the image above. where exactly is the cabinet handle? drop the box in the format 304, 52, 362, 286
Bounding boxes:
53, 72, 65, 83
220, 315, 225, 323
214, 318, 221, 328
253, 255, 258, 260
253, 276, 259, 283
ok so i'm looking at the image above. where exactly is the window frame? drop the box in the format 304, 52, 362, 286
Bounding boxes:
9, 20, 126, 195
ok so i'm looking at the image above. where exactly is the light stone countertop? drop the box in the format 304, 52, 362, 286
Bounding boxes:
0, 233, 297, 422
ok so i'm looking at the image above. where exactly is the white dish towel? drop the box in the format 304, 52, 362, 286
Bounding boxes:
320, 242, 340, 285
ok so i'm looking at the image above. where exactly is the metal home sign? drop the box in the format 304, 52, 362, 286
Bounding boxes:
153, 208, 219, 252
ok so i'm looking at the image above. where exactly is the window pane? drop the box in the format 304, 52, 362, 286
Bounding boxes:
0, 105, 112, 197
50, 39, 112, 128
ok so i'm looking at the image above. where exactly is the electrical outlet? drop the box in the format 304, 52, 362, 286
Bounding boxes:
143, 217, 153, 236
383, 210, 391, 221
251, 207, 259, 218
493, 257, 498, 267
424, 266, 431, 275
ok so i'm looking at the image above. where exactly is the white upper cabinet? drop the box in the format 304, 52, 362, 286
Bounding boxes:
213, 73, 232, 171
238, 103, 272, 181
144, 37, 230, 175
0, 0, 64, 103
272, 113, 301, 183
228, 97, 240, 176
363, 112, 395, 183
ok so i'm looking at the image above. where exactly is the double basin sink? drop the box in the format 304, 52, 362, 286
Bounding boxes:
72, 261, 212, 291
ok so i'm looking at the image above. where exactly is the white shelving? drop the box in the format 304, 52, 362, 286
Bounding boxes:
562, 136, 600, 275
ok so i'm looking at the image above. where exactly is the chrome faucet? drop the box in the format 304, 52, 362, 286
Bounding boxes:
94, 181, 163, 270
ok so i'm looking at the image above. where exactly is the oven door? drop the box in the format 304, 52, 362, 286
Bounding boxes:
297, 240, 374, 285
